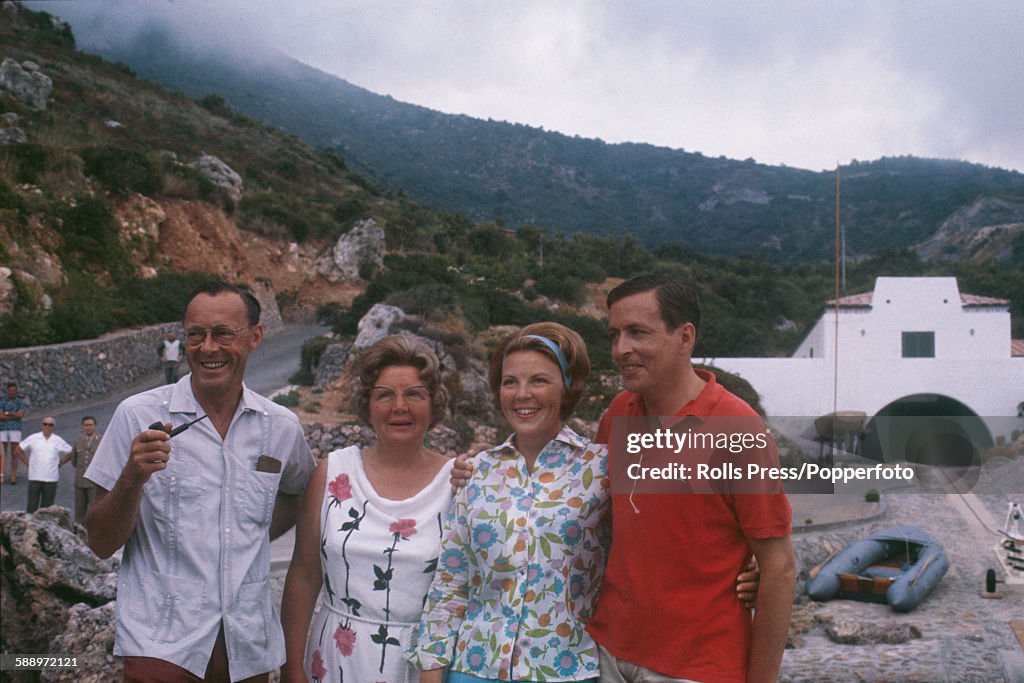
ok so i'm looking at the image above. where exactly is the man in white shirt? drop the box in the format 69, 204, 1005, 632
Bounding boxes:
161, 330, 183, 384
86, 281, 315, 682
21, 417, 72, 513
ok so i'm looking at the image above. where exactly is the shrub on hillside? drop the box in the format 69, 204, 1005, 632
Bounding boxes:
55, 197, 132, 282
81, 145, 160, 196
7, 143, 48, 184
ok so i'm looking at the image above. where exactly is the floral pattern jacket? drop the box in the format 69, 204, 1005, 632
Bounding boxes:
410, 426, 610, 681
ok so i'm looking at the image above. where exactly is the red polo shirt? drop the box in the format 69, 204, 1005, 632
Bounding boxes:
587, 370, 792, 683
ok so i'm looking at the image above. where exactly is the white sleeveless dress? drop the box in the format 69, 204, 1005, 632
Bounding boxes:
304, 446, 454, 683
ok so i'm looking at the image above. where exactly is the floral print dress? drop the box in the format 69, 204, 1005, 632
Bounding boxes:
305, 446, 454, 683
411, 426, 610, 681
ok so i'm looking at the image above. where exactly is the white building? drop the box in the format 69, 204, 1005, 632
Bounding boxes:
702, 277, 1024, 460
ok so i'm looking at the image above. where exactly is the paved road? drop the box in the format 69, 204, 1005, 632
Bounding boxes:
0, 324, 328, 514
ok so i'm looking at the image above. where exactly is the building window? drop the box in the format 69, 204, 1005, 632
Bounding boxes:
902, 331, 935, 358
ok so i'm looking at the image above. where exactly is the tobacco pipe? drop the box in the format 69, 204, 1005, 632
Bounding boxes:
148, 414, 208, 438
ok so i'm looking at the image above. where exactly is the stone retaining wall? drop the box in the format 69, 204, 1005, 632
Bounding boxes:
0, 323, 180, 411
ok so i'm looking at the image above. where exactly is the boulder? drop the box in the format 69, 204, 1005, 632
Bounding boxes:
42, 602, 120, 682
0, 267, 53, 315
353, 303, 411, 350
0, 266, 13, 316
318, 218, 385, 282
189, 154, 243, 212
313, 342, 352, 389
0, 126, 26, 145
0, 508, 118, 657
0, 58, 53, 110
250, 279, 283, 333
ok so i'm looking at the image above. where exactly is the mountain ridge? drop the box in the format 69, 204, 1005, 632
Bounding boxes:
79, 22, 1024, 262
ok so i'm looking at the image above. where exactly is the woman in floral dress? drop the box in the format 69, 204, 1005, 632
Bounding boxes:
282, 336, 455, 683
412, 322, 608, 683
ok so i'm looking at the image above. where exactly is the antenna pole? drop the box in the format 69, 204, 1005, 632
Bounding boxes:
833, 164, 841, 419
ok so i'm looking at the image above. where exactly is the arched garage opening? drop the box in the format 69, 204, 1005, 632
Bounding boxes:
861, 394, 993, 491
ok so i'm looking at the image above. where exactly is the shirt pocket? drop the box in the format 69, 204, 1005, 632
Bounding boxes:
150, 459, 208, 524
236, 465, 281, 529
147, 570, 208, 643
230, 579, 272, 657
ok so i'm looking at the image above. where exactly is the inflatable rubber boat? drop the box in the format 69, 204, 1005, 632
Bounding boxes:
806, 525, 948, 612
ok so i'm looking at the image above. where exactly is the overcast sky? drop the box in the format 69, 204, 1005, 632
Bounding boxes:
35, 1, 1024, 173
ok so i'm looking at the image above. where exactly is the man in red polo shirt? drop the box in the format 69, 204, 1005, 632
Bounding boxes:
587, 274, 794, 683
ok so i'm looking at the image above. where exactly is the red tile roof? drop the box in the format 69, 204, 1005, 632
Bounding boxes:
826, 292, 873, 307
960, 293, 1009, 306
825, 291, 1009, 307
1012, 340, 1024, 357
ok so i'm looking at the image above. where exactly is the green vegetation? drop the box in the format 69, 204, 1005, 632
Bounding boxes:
86, 26, 1024, 262
1, 4, 1022, 363
272, 390, 300, 408
290, 336, 333, 386
0, 271, 212, 348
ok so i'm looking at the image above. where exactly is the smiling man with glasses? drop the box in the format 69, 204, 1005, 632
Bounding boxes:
84, 281, 316, 682
20, 416, 72, 513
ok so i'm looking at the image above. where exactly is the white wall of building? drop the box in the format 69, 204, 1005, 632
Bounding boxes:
702, 278, 1023, 421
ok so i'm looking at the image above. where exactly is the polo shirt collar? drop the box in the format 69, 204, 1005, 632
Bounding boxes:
630, 368, 724, 424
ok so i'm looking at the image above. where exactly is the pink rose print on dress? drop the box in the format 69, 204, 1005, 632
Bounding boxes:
310, 649, 327, 679
328, 473, 353, 502
389, 518, 417, 539
334, 624, 356, 656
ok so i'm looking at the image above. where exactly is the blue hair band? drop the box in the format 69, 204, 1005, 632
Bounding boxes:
524, 334, 572, 387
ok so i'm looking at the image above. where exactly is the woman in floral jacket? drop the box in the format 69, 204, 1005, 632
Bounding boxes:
412, 322, 608, 683
282, 336, 455, 683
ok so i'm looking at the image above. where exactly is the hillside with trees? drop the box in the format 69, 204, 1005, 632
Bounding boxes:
2, 4, 1022, 366
79, 23, 1024, 263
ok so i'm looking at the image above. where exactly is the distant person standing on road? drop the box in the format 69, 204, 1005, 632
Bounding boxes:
1, 381, 28, 486
21, 417, 72, 513
161, 330, 183, 384
70, 416, 102, 523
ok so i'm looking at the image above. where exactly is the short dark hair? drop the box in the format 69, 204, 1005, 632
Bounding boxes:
351, 335, 449, 428
6, 382, 16, 389
82, 415, 96, 424
185, 281, 261, 326
607, 274, 701, 336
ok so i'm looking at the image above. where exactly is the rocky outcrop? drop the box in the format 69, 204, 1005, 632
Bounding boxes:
0, 266, 13, 316
0, 508, 118, 666
0, 266, 52, 316
114, 194, 166, 268
313, 341, 352, 389
43, 602, 121, 682
917, 197, 1024, 263
317, 218, 385, 282
0, 109, 27, 145
0, 124, 25, 145
353, 303, 411, 350
188, 154, 243, 212
250, 278, 283, 332
0, 58, 52, 110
